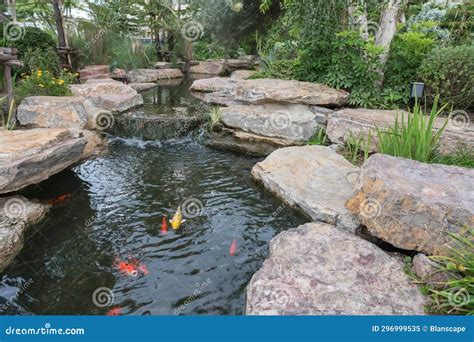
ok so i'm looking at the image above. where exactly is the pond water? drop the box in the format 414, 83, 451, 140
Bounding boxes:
0, 79, 307, 315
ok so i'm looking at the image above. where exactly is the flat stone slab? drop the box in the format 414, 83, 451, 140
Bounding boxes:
78, 65, 110, 82
127, 69, 183, 83
0, 128, 104, 194
0, 196, 50, 272
17, 96, 89, 129
231, 70, 257, 80
347, 154, 474, 255
190, 77, 349, 107
70, 79, 143, 112
221, 104, 332, 143
327, 108, 474, 155
129, 83, 158, 92
189, 61, 227, 75
246, 222, 426, 315
251, 146, 360, 232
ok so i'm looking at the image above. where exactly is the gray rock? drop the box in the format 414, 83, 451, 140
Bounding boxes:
231, 70, 257, 80
412, 253, 450, 287
0, 128, 104, 194
346, 154, 474, 255
154, 62, 172, 69
221, 104, 331, 143
0, 196, 50, 272
189, 61, 227, 75
129, 83, 158, 92
326, 108, 474, 155
17, 96, 89, 129
251, 146, 361, 232
246, 222, 426, 315
190, 77, 349, 107
70, 79, 143, 112
127, 68, 183, 83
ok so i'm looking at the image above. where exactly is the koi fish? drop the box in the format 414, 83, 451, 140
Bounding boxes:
114, 257, 138, 277
107, 307, 122, 316
229, 239, 238, 256
161, 216, 168, 234
46, 193, 71, 206
170, 206, 186, 230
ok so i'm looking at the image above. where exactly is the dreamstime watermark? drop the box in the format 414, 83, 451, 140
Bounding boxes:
367, 20, 380, 37
174, 278, 212, 315
181, 21, 204, 42
270, 288, 291, 307
1, 16, 25, 41
0, 278, 34, 312
180, 197, 205, 219
448, 288, 470, 308
5, 323, 85, 336
448, 110, 471, 130
94, 111, 115, 131
263, 202, 287, 225
3, 197, 27, 220
92, 287, 114, 308
359, 198, 382, 220
269, 111, 292, 131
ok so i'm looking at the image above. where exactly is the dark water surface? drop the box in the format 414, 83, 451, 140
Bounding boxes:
0, 79, 307, 315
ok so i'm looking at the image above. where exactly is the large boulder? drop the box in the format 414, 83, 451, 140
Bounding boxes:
0, 128, 104, 194
231, 70, 257, 80
251, 146, 360, 232
189, 60, 227, 75
0, 196, 50, 272
78, 65, 110, 82
346, 154, 474, 255
221, 104, 332, 143
191, 77, 349, 107
246, 222, 426, 315
128, 83, 158, 92
70, 79, 143, 112
326, 108, 474, 155
127, 69, 183, 83
17, 96, 89, 129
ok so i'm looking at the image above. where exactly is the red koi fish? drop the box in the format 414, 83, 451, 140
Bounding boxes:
114, 258, 138, 277
107, 307, 122, 316
47, 193, 71, 206
229, 239, 238, 256
161, 216, 168, 235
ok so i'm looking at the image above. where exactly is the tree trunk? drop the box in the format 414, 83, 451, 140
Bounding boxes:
51, 0, 70, 67
8, 0, 17, 23
348, 0, 369, 40
375, 0, 407, 85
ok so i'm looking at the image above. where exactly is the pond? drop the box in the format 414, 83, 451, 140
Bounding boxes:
0, 79, 307, 315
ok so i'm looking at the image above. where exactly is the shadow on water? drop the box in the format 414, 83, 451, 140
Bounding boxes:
0, 78, 308, 316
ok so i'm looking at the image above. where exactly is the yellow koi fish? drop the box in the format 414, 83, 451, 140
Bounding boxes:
170, 206, 186, 230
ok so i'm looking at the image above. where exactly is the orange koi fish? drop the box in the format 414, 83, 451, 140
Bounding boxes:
47, 193, 71, 206
229, 239, 238, 256
161, 216, 168, 235
114, 257, 138, 277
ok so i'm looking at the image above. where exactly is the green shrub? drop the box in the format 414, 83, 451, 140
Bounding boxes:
418, 45, 474, 110
193, 40, 227, 60
14, 68, 76, 102
384, 31, 436, 104
21, 47, 61, 75
252, 59, 296, 80
295, 30, 383, 108
2, 26, 56, 59
376, 97, 448, 163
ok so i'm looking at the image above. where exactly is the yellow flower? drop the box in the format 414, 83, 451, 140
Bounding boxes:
37, 70, 42, 77
58, 79, 65, 85
38, 84, 45, 88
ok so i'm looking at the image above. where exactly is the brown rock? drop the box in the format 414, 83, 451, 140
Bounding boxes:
246, 222, 426, 315
346, 154, 474, 255
0, 196, 50, 272
78, 65, 110, 81
0, 128, 104, 194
